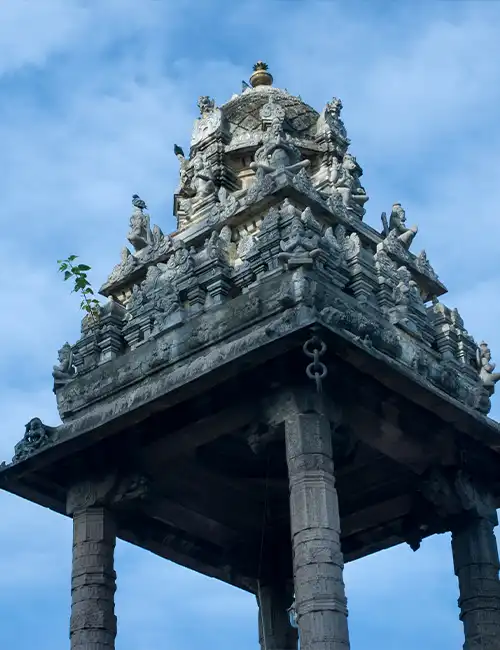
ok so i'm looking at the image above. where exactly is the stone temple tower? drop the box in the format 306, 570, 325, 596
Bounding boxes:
3, 61, 500, 650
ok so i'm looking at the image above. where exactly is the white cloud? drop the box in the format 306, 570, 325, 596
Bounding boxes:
0, 0, 87, 74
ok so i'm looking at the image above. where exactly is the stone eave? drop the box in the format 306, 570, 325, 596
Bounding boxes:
317, 315, 500, 449
4, 308, 500, 482
2, 310, 312, 477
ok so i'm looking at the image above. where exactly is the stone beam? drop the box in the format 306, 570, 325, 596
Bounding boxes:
158, 462, 264, 534
341, 494, 412, 538
140, 403, 256, 464
144, 497, 240, 548
342, 400, 451, 475
118, 513, 255, 593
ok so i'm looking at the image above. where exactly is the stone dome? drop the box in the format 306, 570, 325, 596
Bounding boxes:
221, 85, 320, 141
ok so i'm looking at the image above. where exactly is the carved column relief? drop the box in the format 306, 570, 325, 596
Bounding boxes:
452, 478, 500, 650
422, 470, 500, 650
70, 506, 117, 650
66, 477, 121, 650
257, 582, 298, 650
283, 389, 350, 650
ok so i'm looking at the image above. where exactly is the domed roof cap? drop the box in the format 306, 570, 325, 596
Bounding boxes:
222, 62, 319, 139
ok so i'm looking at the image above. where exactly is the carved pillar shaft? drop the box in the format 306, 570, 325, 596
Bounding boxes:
257, 582, 298, 650
70, 507, 117, 650
452, 513, 500, 650
284, 390, 350, 650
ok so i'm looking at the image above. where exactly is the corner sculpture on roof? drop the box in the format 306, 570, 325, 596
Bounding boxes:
10, 60, 496, 455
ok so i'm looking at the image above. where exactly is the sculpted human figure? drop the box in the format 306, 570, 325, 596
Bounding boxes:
381, 203, 418, 250
52, 342, 76, 390
128, 194, 152, 251
250, 118, 310, 175
278, 213, 321, 268
334, 153, 368, 212
191, 155, 216, 200
474, 342, 500, 396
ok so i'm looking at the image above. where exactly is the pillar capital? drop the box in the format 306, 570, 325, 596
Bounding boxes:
420, 468, 497, 525
66, 472, 150, 515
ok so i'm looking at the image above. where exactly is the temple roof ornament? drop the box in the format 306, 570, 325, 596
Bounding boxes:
249, 61, 273, 88
8, 59, 495, 470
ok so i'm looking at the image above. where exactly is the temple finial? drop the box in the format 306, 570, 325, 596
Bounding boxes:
250, 61, 273, 88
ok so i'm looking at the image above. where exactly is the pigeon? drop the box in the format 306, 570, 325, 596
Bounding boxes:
174, 144, 185, 158
241, 80, 251, 91
132, 194, 147, 211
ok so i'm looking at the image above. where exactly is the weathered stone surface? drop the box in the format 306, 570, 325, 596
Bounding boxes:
70, 507, 117, 650
283, 389, 350, 650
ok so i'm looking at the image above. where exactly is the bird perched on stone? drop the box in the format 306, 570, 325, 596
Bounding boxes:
132, 194, 147, 211
241, 80, 251, 91
174, 144, 185, 158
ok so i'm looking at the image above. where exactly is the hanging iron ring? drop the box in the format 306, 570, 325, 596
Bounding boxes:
303, 334, 328, 392
302, 336, 327, 359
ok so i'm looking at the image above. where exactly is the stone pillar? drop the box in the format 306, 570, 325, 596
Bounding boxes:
67, 480, 118, 650
422, 469, 500, 650
257, 582, 298, 650
283, 389, 350, 650
450, 476, 500, 650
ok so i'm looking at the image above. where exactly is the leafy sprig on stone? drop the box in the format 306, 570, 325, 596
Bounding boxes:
57, 255, 101, 326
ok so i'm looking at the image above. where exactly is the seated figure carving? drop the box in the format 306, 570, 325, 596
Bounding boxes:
191, 155, 216, 202
381, 203, 418, 250
333, 153, 368, 214
250, 117, 310, 176
52, 342, 76, 391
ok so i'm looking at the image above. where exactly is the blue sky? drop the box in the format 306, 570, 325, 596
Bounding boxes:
1, 1, 500, 648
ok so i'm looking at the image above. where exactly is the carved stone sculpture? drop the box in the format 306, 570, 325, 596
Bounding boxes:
13, 417, 58, 463
174, 144, 194, 197
127, 195, 152, 252
151, 279, 182, 335
333, 153, 368, 216
393, 267, 421, 306
325, 97, 348, 139
250, 111, 310, 176
381, 203, 418, 250
197, 95, 215, 117
52, 342, 76, 391
104, 247, 137, 287
278, 211, 321, 269
191, 155, 216, 201
472, 342, 500, 396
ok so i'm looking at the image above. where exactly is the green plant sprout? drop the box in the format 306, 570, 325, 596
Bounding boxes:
57, 255, 101, 327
